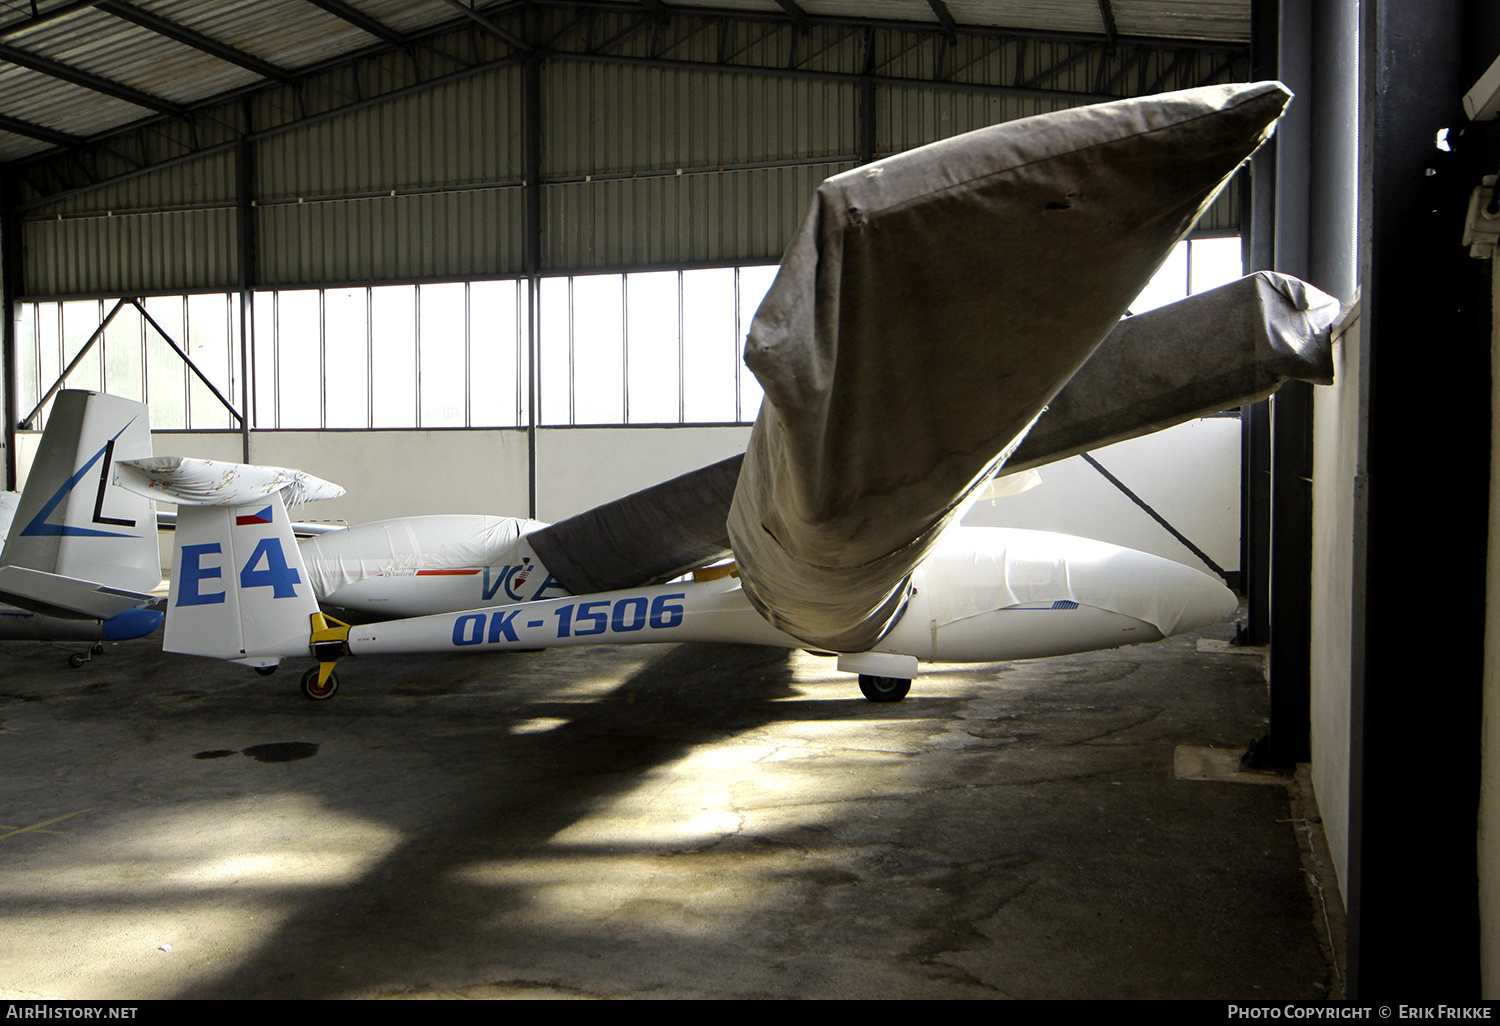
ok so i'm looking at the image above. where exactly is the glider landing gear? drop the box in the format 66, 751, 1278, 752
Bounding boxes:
300, 612, 350, 701
66, 643, 105, 668
858, 674, 911, 702
301, 665, 338, 701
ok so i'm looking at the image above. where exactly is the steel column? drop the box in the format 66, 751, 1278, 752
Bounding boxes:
236, 120, 256, 464
2, 172, 17, 489
859, 77, 876, 165
525, 55, 543, 521
1239, 0, 1278, 648
1347, 0, 1489, 997
1242, 0, 1315, 768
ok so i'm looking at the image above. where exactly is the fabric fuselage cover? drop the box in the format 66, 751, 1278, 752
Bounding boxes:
727, 82, 1292, 651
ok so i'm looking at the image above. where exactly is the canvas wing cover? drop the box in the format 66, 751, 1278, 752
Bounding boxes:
516, 271, 1336, 607
727, 82, 1293, 651
527, 456, 743, 595
1003, 270, 1340, 474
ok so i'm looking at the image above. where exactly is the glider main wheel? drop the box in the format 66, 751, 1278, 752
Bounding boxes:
300, 666, 338, 701
858, 674, 911, 703
253, 665, 278, 677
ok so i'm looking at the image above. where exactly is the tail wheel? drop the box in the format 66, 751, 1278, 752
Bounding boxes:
301, 666, 338, 701
858, 674, 911, 702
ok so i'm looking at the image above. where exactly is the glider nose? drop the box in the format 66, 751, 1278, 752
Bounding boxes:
1186, 571, 1240, 634
984, 527, 1239, 640
919, 528, 1242, 663
1088, 545, 1238, 639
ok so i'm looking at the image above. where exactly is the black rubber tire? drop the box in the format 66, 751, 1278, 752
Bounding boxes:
254, 665, 278, 677
301, 666, 338, 700
858, 674, 911, 702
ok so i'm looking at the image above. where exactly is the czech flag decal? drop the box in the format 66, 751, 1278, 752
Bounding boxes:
236, 505, 274, 526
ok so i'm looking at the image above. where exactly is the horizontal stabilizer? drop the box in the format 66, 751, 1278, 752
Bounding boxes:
529, 455, 743, 594
1003, 271, 1340, 474
728, 82, 1293, 651
0, 564, 156, 621
115, 456, 344, 507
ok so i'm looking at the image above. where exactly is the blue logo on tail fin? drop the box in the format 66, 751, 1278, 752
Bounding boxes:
21, 419, 139, 539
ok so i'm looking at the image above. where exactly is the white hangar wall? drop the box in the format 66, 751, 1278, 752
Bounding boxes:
1311, 301, 1361, 899
963, 418, 1241, 579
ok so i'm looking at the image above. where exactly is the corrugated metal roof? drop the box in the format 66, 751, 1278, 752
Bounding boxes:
0, 1, 1249, 164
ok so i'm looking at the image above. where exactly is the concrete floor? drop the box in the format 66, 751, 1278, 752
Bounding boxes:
0, 615, 1340, 1000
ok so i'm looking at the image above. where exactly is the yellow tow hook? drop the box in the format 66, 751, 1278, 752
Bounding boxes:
304, 612, 351, 700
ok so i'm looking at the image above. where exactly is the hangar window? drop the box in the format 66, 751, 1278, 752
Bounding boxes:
15, 293, 239, 432
244, 266, 775, 430
252, 281, 529, 431
539, 265, 776, 427
11, 239, 1231, 434
1129, 235, 1242, 313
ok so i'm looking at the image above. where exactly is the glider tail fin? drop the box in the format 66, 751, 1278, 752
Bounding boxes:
0, 390, 161, 620
164, 489, 322, 665
112, 456, 343, 665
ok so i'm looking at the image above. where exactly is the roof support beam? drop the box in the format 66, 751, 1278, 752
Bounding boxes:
0, 113, 83, 148
0, 39, 185, 116
301, 0, 410, 49
92, 1, 295, 84
437, 0, 534, 52
926, 0, 958, 42
1096, 0, 1119, 49
0, 0, 92, 38
773, 0, 808, 34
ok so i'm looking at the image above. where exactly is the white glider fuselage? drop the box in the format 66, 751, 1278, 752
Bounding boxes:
333, 525, 1234, 666
298, 515, 563, 616
171, 495, 1233, 672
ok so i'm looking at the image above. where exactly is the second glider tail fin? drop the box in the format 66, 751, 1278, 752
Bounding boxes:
115, 457, 342, 665
0, 390, 160, 619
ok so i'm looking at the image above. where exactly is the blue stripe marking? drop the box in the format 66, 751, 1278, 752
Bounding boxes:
20, 417, 139, 539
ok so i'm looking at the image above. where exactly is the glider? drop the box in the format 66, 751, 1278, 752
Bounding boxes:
104, 81, 1339, 701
